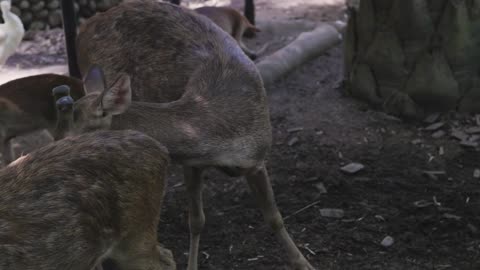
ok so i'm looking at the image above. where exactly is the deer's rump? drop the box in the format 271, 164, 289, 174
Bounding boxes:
76, 0, 247, 103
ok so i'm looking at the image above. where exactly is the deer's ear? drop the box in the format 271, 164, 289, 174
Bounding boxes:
100, 73, 131, 116
83, 65, 107, 93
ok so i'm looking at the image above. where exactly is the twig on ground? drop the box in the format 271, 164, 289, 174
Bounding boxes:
284, 200, 322, 220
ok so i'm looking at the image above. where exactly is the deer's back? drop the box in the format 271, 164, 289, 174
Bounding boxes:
0, 74, 84, 125
0, 130, 169, 269
77, 0, 272, 168
77, 0, 257, 103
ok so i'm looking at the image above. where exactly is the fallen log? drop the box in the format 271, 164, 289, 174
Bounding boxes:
257, 23, 343, 86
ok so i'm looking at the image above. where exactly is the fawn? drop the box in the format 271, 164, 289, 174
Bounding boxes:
0, 128, 175, 270
0, 74, 85, 164
194, 6, 264, 60
64, 1, 314, 269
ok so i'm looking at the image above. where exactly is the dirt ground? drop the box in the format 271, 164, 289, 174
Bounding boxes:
2, 0, 479, 269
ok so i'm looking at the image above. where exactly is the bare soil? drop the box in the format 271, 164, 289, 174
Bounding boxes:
2, 0, 479, 269
160, 48, 480, 270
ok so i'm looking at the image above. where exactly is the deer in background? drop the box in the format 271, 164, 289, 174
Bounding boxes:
0, 128, 175, 270
194, 6, 267, 60
0, 0, 85, 165
0, 74, 85, 165
169, 0, 256, 29
61, 1, 314, 269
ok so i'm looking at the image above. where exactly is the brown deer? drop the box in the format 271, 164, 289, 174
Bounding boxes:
168, 0, 256, 34
64, 1, 315, 269
0, 0, 84, 164
0, 129, 175, 270
194, 6, 265, 60
0, 74, 85, 164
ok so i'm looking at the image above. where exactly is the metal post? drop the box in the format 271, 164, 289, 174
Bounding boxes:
61, 0, 81, 79
244, 0, 255, 25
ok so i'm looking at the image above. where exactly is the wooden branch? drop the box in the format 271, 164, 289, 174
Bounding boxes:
256, 24, 343, 86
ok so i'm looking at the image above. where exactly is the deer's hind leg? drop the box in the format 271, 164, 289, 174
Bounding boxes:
184, 166, 205, 270
245, 164, 315, 270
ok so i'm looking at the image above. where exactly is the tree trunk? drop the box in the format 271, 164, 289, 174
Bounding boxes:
345, 0, 480, 118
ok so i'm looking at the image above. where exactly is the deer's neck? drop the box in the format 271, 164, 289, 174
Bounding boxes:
110, 100, 207, 163
111, 101, 186, 141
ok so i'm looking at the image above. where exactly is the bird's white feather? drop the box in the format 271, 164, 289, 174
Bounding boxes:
0, 0, 25, 66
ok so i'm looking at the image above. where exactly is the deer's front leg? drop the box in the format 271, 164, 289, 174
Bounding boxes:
184, 166, 205, 270
245, 164, 315, 270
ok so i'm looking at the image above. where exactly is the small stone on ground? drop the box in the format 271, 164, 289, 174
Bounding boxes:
340, 162, 365, 174
381, 236, 394, 247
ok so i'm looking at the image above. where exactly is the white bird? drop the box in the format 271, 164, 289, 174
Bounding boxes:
0, 0, 24, 67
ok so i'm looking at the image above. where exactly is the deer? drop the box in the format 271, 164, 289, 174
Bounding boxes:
61, 1, 315, 269
194, 6, 268, 60
0, 128, 176, 270
0, 0, 85, 165
168, 0, 256, 34
0, 74, 85, 165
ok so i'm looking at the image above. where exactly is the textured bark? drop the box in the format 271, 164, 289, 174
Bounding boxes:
345, 0, 480, 118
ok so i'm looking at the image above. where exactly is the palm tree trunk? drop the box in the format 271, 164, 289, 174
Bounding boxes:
345, 0, 480, 118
